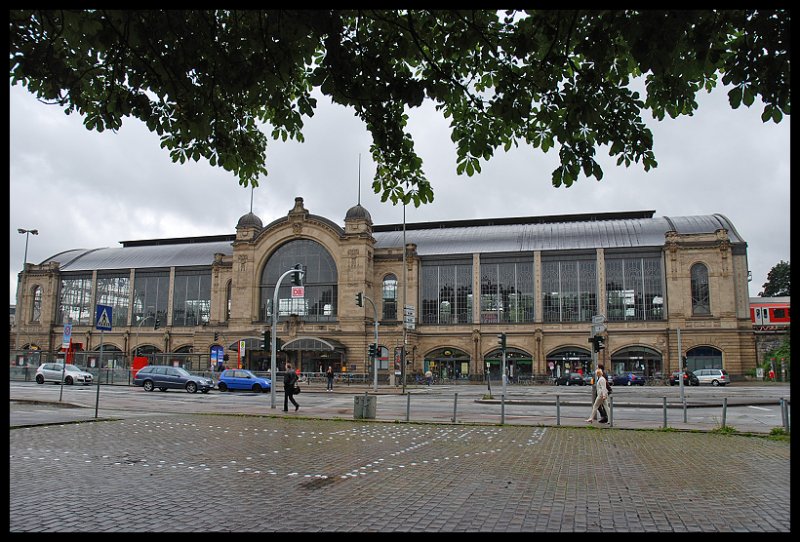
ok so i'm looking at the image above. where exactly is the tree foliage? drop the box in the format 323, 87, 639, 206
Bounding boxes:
759, 260, 790, 297
9, 9, 791, 206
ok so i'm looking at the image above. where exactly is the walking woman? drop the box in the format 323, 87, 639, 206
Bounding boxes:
586, 368, 609, 423
283, 363, 300, 412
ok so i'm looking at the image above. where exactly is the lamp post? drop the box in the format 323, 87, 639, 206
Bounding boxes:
16, 228, 38, 351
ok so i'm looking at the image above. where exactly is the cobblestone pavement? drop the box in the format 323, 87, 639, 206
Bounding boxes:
9, 414, 790, 532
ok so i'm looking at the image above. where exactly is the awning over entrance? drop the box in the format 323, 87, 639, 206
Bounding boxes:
281, 336, 346, 352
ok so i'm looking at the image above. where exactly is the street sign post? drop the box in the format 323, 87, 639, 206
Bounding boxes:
404, 304, 416, 330
95, 304, 113, 331
62, 323, 72, 349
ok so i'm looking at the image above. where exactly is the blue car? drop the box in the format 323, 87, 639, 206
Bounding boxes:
612, 371, 646, 386
216, 369, 271, 393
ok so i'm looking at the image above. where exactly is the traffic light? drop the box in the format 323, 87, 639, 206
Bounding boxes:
154, 317, 161, 330
275, 337, 283, 351
291, 263, 304, 286
368, 343, 377, 358
497, 333, 506, 350
263, 330, 270, 350
214, 332, 219, 341
592, 336, 606, 353
356, 292, 363, 307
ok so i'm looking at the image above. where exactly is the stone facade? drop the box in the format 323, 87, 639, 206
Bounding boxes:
12, 200, 757, 379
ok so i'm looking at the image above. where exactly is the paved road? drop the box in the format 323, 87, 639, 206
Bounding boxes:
8, 383, 791, 532
9, 381, 792, 434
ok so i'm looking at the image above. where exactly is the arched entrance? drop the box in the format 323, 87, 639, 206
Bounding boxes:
546, 347, 592, 380
281, 336, 346, 374
84, 344, 123, 369
424, 347, 470, 381
685, 346, 723, 371
609, 345, 663, 378
484, 348, 533, 381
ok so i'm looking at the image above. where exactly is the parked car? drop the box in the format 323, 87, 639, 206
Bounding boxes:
669, 370, 699, 386
611, 371, 646, 386
133, 365, 214, 393
554, 372, 586, 386
216, 369, 271, 392
35, 363, 94, 386
693, 368, 730, 386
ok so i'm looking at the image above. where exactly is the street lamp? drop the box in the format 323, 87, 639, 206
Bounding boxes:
16, 228, 38, 351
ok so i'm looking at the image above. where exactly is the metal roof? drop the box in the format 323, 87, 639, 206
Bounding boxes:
374, 214, 745, 256
41, 212, 745, 272
42, 241, 234, 272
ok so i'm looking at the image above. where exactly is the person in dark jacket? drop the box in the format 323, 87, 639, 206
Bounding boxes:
283, 363, 299, 412
325, 365, 335, 391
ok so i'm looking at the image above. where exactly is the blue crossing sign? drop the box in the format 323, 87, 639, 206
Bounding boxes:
95, 304, 113, 331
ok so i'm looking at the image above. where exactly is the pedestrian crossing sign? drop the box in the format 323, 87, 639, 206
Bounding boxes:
95, 304, 113, 331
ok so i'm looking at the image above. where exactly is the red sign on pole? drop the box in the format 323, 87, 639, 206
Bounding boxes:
291, 286, 305, 298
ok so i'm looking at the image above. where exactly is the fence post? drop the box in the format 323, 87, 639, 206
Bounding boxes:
721, 397, 727, 428
609, 396, 614, 427
556, 395, 560, 426
780, 398, 787, 431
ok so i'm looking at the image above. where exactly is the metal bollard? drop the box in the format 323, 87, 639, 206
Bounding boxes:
501, 393, 505, 424
406, 393, 411, 422
663, 397, 668, 428
452, 392, 458, 423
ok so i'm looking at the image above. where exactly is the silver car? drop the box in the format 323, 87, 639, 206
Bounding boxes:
693, 368, 730, 386
35, 363, 94, 385
133, 365, 214, 393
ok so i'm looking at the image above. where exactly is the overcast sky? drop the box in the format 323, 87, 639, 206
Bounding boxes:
9, 81, 790, 306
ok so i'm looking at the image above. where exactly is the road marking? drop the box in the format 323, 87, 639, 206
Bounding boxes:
748, 405, 771, 411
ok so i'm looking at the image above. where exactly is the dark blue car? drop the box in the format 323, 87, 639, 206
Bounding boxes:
216, 369, 271, 392
612, 371, 646, 386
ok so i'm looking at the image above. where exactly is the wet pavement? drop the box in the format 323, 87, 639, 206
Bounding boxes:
7, 384, 792, 532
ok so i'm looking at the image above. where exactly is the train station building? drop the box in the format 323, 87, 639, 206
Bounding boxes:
13, 197, 757, 381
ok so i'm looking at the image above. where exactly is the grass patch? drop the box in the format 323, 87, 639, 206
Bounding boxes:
709, 425, 738, 435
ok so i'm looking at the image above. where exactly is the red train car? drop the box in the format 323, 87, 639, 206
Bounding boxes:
750, 297, 790, 327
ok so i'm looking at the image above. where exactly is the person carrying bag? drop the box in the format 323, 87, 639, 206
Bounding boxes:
283, 363, 300, 412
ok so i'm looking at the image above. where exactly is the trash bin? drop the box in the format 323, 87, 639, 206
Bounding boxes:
354, 394, 377, 419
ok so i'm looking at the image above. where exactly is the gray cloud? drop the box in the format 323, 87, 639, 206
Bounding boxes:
9, 83, 790, 304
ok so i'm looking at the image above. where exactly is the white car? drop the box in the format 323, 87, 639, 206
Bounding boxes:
35, 363, 94, 385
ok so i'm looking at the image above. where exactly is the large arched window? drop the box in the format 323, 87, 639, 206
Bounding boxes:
225, 280, 232, 322
690, 263, 710, 315
382, 274, 398, 320
31, 285, 42, 323
259, 239, 338, 322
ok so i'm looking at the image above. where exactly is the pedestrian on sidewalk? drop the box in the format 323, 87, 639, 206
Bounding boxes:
283, 363, 300, 412
597, 363, 611, 423
326, 365, 335, 391
586, 368, 609, 423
